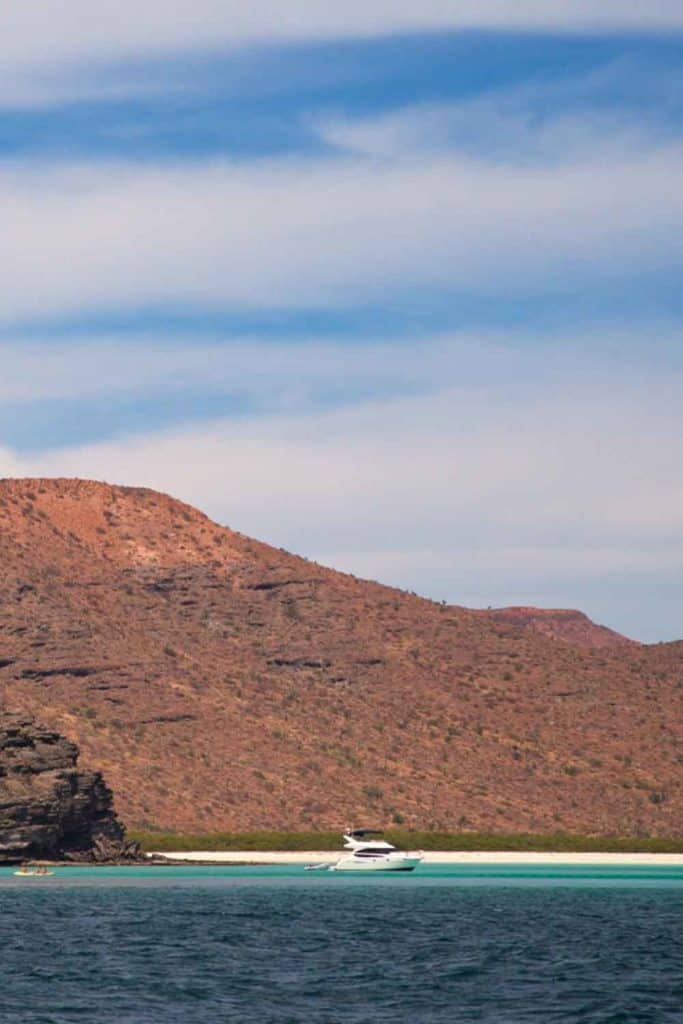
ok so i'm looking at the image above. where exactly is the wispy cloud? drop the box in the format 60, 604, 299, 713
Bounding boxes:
5, 1, 683, 72
3, 2, 683, 109
0, 325, 679, 405
315, 65, 683, 163
2, 131, 682, 323
0, 334, 449, 403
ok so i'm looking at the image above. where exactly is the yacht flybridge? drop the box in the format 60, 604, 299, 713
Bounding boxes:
307, 829, 423, 872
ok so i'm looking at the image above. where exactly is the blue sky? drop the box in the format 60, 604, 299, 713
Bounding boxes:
2, 3, 683, 641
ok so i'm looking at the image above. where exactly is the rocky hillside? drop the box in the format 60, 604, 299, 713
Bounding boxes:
0, 712, 138, 862
478, 607, 637, 650
0, 478, 681, 836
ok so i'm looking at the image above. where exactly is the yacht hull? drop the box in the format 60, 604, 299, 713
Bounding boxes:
330, 855, 422, 872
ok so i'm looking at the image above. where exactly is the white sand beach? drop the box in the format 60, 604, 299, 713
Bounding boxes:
154, 851, 683, 866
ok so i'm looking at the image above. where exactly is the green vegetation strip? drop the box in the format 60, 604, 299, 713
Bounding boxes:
129, 830, 683, 854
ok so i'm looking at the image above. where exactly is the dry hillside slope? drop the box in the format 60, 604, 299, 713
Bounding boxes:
0, 478, 681, 836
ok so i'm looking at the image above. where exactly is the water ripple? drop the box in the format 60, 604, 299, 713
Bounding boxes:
1, 871, 681, 1023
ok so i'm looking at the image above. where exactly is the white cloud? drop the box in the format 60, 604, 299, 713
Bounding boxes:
4, 1, 683, 72
2, 2, 682, 108
315, 94, 675, 164
1, 135, 682, 322
1, 324, 680, 414
0, 336, 402, 402
0, 328, 624, 403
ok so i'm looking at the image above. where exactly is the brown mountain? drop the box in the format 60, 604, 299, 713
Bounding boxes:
478, 607, 637, 650
0, 477, 681, 837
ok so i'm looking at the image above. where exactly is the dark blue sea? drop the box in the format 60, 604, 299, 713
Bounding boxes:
1, 864, 682, 1023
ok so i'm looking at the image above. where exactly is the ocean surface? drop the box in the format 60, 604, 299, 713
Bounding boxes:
1, 864, 682, 1023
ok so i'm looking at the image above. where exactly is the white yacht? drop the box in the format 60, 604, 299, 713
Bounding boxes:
309, 829, 423, 872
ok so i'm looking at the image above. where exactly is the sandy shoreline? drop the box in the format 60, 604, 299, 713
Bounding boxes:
154, 851, 683, 866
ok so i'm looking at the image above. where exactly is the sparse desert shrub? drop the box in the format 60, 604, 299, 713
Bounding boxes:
125, 827, 683, 860
363, 785, 383, 801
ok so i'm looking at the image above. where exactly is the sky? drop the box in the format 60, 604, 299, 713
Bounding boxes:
2, 3, 682, 642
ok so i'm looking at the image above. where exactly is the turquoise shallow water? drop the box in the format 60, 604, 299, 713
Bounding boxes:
1, 864, 682, 1022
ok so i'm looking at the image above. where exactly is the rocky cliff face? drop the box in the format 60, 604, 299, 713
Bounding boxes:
0, 713, 139, 863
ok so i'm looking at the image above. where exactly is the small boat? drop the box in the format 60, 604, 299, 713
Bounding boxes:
13, 865, 54, 877
307, 829, 423, 872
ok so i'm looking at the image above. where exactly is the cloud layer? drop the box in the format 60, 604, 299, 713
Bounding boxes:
2, 134, 682, 323
6, 1, 683, 74
3, 2, 683, 109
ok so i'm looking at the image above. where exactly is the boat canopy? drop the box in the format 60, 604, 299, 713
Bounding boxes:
347, 828, 384, 839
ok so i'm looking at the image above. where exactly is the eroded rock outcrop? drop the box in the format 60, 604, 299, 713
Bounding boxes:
0, 713, 140, 863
